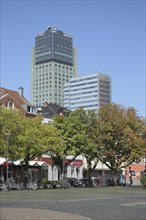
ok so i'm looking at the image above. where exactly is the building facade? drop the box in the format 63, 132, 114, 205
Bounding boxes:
0, 87, 36, 117
64, 72, 111, 112
0, 155, 84, 184
31, 26, 78, 106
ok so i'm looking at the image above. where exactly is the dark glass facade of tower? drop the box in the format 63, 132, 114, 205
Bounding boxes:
35, 27, 73, 65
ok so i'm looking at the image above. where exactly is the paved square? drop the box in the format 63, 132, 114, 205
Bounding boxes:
0, 187, 146, 220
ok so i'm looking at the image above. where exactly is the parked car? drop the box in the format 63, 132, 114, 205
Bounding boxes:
0, 183, 7, 191
74, 178, 95, 187
106, 178, 115, 186
26, 182, 38, 190
74, 179, 83, 187
65, 178, 78, 187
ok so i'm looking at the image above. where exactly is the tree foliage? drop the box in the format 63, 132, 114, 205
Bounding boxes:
1, 103, 145, 182
0, 106, 60, 178
51, 108, 89, 175
16, 116, 60, 166
80, 110, 100, 177
95, 103, 146, 175
0, 106, 22, 157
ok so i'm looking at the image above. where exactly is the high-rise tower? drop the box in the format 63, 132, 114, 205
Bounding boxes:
31, 26, 77, 106
64, 72, 111, 112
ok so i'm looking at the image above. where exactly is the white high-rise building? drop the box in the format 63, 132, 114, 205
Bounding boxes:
64, 73, 111, 112
31, 26, 78, 106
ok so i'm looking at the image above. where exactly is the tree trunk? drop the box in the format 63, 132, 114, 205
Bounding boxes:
22, 162, 29, 187
87, 160, 92, 179
113, 172, 117, 186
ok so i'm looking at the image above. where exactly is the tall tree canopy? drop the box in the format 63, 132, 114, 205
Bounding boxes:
0, 106, 22, 157
51, 108, 89, 175
0, 106, 60, 179
16, 116, 60, 169
95, 103, 146, 176
80, 110, 100, 177
1, 104, 145, 182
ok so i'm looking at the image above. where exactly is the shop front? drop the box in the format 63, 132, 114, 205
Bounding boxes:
0, 158, 49, 184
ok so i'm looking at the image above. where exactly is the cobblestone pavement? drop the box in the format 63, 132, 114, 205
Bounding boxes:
1, 207, 92, 220
0, 187, 146, 220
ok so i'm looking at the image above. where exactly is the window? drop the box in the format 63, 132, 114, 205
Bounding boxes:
6, 101, 8, 108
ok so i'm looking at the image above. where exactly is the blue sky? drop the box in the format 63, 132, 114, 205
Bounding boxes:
1, 0, 145, 117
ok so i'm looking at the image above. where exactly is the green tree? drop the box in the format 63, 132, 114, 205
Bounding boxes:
95, 103, 146, 183
51, 108, 89, 179
15, 116, 60, 181
0, 106, 22, 158
81, 110, 100, 178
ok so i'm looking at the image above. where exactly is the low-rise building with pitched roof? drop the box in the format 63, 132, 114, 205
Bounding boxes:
0, 87, 37, 118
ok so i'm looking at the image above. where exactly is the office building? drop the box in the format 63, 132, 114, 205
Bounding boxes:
31, 26, 77, 106
64, 73, 111, 112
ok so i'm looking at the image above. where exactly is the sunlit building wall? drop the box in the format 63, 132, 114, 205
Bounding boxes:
64, 73, 111, 112
31, 26, 77, 106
